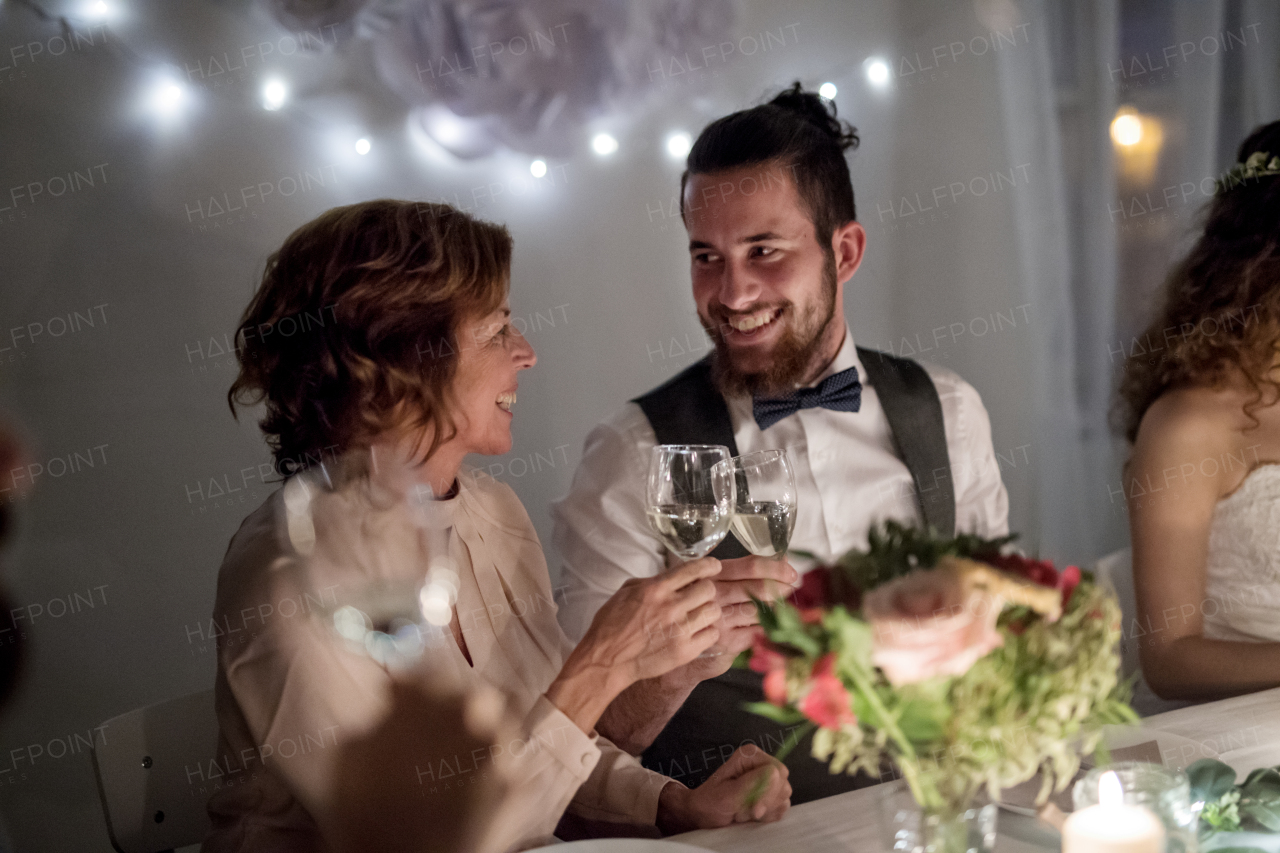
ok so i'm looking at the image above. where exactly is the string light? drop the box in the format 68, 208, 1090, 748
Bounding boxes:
261, 79, 287, 111
865, 58, 890, 86
665, 132, 691, 159
818, 82, 838, 100
1110, 112, 1143, 147
591, 132, 618, 156
143, 77, 188, 120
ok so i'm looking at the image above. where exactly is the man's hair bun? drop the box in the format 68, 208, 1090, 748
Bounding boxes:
768, 82, 859, 151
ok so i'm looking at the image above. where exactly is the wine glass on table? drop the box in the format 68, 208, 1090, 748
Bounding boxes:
283, 446, 459, 672
646, 444, 735, 659
722, 449, 797, 562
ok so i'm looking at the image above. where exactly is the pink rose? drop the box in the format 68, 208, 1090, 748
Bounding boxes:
798, 654, 856, 729
763, 669, 788, 706
862, 568, 1004, 686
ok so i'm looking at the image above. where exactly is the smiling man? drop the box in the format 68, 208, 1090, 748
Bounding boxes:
552, 84, 1009, 803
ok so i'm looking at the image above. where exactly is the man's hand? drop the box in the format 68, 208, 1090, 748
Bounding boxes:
593, 557, 800, 755
656, 744, 792, 833
684, 556, 799, 679
547, 558, 722, 733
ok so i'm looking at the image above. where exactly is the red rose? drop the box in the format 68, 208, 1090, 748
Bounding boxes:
787, 565, 833, 610
799, 654, 857, 729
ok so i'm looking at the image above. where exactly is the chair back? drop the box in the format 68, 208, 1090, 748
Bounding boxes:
91, 689, 218, 853
1094, 548, 1140, 680
1093, 548, 1197, 716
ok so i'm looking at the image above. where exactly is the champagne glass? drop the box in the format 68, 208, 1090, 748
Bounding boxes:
722, 449, 797, 560
645, 444, 735, 561
284, 446, 459, 672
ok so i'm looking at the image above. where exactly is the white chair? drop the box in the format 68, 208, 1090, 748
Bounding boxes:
1093, 548, 1195, 717
1093, 548, 1140, 682
91, 690, 218, 853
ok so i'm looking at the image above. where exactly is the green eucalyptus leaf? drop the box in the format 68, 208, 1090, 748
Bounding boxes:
1241, 767, 1280, 797
1240, 800, 1280, 833
1189, 759, 1240, 801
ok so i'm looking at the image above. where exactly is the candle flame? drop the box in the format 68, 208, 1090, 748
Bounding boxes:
1099, 770, 1124, 808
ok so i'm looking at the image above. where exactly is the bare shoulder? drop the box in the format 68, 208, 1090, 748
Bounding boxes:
1130, 386, 1246, 483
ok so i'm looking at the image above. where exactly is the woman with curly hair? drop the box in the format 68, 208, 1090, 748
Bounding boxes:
1119, 120, 1280, 703
203, 200, 791, 852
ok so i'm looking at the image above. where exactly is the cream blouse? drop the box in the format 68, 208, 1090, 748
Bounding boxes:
202, 466, 669, 852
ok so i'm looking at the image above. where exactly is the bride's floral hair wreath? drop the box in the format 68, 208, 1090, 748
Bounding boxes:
1216, 150, 1280, 194
1117, 119, 1280, 443
227, 200, 511, 472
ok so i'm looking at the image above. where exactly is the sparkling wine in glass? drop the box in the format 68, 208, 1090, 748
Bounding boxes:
645, 445, 735, 561
723, 449, 797, 559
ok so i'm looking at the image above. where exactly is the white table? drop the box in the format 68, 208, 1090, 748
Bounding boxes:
668, 687, 1280, 852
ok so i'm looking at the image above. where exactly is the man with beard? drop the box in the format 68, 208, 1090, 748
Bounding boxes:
552, 84, 1008, 804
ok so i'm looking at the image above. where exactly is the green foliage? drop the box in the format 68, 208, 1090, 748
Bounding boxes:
835, 519, 1015, 591
743, 701, 807, 726
752, 523, 1134, 819
1192, 759, 1280, 837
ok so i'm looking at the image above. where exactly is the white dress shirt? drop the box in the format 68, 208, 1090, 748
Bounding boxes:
552, 327, 1010, 641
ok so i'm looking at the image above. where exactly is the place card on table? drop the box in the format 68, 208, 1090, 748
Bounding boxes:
999, 740, 1165, 814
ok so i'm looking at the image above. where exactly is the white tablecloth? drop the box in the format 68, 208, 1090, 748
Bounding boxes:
668, 686, 1280, 853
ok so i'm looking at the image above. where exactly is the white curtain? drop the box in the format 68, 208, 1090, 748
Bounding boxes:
881, 0, 1278, 563
879, 0, 1120, 563
995, 0, 1123, 561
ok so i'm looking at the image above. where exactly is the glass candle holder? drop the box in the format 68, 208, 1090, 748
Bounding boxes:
1073, 762, 1200, 853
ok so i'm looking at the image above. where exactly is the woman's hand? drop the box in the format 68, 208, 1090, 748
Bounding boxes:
546, 558, 722, 733
656, 744, 792, 833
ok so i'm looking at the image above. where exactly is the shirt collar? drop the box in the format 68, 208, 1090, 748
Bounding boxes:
805, 324, 858, 389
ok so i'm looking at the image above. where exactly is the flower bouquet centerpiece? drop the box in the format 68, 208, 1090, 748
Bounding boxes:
744, 521, 1136, 851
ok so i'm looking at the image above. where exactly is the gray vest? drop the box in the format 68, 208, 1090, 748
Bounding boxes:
630, 347, 954, 804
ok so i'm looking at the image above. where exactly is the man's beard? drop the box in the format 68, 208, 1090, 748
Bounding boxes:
704, 254, 839, 398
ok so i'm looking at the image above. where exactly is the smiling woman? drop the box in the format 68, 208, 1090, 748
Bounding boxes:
205, 199, 791, 852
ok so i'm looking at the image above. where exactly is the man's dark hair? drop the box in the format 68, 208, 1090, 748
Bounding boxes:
680, 82, 860, 246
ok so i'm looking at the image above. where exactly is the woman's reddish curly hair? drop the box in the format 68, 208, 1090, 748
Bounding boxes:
228, 200, 511, 470
1118, 121, 1280, 442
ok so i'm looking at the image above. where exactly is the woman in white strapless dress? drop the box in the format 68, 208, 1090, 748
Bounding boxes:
1119, 119, 1280, 704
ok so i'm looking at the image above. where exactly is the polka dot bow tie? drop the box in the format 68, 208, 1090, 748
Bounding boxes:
752, 366, 862, 431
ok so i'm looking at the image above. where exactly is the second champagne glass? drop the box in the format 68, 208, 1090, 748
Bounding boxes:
723, 449, 797, 559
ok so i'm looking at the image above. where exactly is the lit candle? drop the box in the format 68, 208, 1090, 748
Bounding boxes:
1062, 770, 1166, 853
